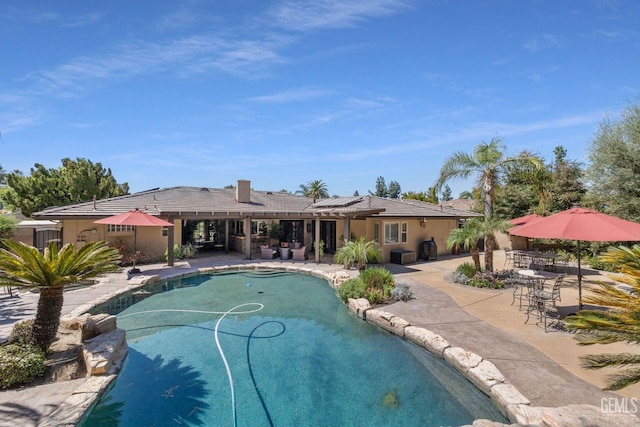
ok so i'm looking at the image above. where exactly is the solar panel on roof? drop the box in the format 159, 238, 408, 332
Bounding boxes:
312, 197, 362, 208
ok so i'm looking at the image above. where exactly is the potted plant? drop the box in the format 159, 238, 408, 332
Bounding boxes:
333, 237, 381, 270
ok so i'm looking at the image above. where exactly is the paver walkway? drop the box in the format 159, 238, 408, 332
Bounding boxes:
0, 251, 637, 426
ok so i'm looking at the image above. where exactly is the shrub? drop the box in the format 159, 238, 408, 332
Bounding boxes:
360, 267, 394, 290
0, 344, 46, 389
586, 255, 618, 272
337, 278, 367, 302
181, 242, 198, 259
467, 272, 506, 289
449, 270, 469, 285
364, 287, 385, 305
455, 262, 477, 278
9, 320, 35, 346
391, 283, 412, 301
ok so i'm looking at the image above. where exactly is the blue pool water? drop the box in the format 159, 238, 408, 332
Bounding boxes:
81, 270, 507, 426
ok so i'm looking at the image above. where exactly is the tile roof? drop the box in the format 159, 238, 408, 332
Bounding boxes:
32, 186, 479, 220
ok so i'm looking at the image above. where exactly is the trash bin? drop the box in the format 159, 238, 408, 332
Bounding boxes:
419, 238, 438, 261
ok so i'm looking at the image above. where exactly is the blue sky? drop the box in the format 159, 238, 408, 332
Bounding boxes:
1, 1, 638, 198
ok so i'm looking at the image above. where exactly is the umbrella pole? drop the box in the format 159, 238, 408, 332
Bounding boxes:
577, 240, 583, 311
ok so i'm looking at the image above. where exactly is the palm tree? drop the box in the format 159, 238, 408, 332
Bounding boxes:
297, 180, 329, 203
446, 219, 484, 273
475, 216, 512, 272
435, 136, 543, 218
564, 245, 640, 390
334, 237, 381, 271
0, 240, 121, 350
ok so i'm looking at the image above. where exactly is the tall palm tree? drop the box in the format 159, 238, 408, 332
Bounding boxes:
334, 237, 381, 271
446, 219, 484, 273
475, 216, 512, 272
435, 136, 543, 218
0, 240, 121, 350
564, 245, 640, 390
296, 179, 329, 203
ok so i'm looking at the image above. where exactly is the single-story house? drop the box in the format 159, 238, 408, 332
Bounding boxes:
32, 180, 480, 266
8, 211, 62, 251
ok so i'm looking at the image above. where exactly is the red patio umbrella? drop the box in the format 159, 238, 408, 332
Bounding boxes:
509, 207, 640, 310
94, 209, 174, 273
508, 213, 543, 226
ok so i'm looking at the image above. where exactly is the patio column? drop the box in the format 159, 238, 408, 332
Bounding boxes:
224, 219, 229, 252
167, 217, 175, 266
314, 216, 321, 263
343, 217, 350, 245
244, 217, 251, 259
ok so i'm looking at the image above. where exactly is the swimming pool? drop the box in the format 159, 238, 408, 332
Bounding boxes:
80, 270, 507, 426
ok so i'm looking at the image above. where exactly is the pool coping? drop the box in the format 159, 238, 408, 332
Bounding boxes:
43, 264, 639, 427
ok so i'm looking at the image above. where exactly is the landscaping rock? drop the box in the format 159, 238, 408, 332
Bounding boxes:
490, 383, 531, 421
404, 326, 450, 358
80, 313, 117, 341
540, 404, 640, 427
82, 329, 128, 375
443, 346, 483, 374
366, 309, 410, 337
347, 298, 371, 319
467, 359, 506, 395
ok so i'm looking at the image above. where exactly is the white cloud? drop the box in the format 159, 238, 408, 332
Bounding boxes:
247, 88, 335, 103
26, 34, 290, 97
268, 0, 412, 31
523, 33, 561, 51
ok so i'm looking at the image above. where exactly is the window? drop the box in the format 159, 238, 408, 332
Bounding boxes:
384, 223, 398, 244
106, 225, 134, 233
384, 222, 408, 244
161, 227, 169, 237
373, 222, 380, 243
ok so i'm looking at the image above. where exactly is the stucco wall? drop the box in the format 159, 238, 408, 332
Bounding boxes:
62, 219, 179, 262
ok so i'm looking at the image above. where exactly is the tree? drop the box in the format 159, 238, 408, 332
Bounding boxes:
333, 236, 381, 270
5, 158, 129, 217
402, 191, 430, 202
388, 180, 401, 199
0, 240, 121, 350
564, 245, 640, 390
371, 176, 389, 197
446, 220, 484, 273
435, 136, 543, 218
296, 179, 329, 202
585, 102, 640, 222
0, 215, 18, 239
474, 216, 512, 272
440, 185, 453, 202
547, 146, 586, 213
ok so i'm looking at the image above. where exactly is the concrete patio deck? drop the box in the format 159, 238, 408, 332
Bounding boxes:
0, 250, 638, 425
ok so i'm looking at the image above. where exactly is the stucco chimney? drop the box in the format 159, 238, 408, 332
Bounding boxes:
236, 179, 251, 203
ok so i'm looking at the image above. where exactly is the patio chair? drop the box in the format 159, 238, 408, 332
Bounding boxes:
535, 274, 564, 304
525, 274, 564, 332
504, 249, 514, 267
511, 277, 541, 310
292, 246, 307, 261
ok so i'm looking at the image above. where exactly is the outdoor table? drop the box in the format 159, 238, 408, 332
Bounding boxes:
517, 269, 559, 293
517, 269, 559, 285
